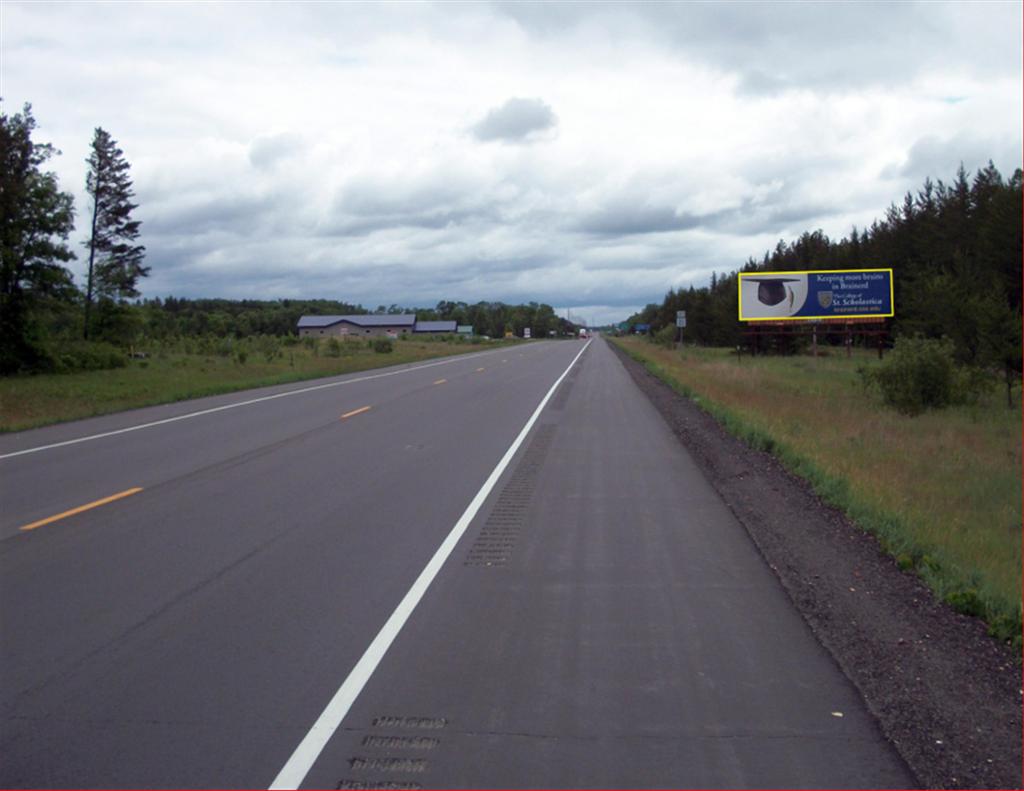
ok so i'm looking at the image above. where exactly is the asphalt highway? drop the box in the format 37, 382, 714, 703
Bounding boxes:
0, 338, 914, 788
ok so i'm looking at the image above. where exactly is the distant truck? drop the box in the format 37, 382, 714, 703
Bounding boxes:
579, 328, 588, 339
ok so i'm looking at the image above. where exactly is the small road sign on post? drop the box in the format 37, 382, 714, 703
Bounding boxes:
676, 311, 686, 350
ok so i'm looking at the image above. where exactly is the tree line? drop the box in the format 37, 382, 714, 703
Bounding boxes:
628, 162, 1022, 387
1, 102, 148, 373
109, 297, 575, 342
418, 300, 572, 338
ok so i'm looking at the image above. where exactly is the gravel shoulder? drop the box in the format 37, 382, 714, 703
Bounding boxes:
610, 341, 1022, 790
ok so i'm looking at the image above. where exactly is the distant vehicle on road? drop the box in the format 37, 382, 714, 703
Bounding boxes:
579, 328, 588, 339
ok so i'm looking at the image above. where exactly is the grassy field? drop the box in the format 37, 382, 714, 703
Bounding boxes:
613, 337, 1022, 646
0, 337, 515, 432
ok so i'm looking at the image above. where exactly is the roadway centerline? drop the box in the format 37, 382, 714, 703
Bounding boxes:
268, 339, 591, 790
433, 379, 447, 385
19, 487, 144, 532
340, 406, 372, 420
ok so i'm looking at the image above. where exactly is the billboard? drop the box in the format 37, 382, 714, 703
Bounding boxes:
738, 268, 893, 321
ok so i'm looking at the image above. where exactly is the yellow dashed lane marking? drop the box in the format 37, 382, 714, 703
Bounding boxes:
341, 405, 372, 420
19, 487, 144, 532
476, 367, 485, 372
433, 379, 447, 385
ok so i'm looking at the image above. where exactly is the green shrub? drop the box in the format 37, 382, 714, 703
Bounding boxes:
861, 335, 983, 415
48, 340, 127, 373
195, 335, 218, 356
653, 325, 676, 349
255, 334, 281, 362
945, 587, 986, 618
372, 337, 394, 354
325, 337, 342, 357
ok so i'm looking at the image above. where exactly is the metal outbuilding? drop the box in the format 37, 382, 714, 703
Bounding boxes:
413, 320, 458, 334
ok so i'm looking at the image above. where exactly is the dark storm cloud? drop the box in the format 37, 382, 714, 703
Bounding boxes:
471, 97, 557, 143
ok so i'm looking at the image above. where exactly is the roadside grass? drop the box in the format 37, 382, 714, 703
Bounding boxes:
0, 337, 517, 432
613, 337, 1022, 647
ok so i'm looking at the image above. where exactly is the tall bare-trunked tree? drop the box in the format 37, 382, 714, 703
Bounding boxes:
83, 127, 147, 339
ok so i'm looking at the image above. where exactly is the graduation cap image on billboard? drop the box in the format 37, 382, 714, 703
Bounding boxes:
745, 276, 801, 307
739, 274, 809, 319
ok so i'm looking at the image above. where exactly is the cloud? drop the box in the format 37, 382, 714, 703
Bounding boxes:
576, 203, 705, 236
249, 133, 302, 170
495, 1, 1022, 93
2, 1, 1020, 327
574, 179, 842, 239
471, 97, 557, 144
143, 191, 283, 237
883, 134, 1021, 183
318, 169, 505, 237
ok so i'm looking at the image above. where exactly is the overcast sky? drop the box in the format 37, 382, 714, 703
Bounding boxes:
2, 1, 1021, 325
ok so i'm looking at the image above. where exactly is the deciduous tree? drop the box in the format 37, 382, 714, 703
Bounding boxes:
0, 102, 76, 373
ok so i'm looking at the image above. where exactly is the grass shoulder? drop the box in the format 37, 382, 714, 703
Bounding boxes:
611, 336, 1022, 648
0, 336, 522, 433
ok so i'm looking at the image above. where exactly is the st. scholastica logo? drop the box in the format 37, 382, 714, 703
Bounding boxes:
818, 291, 833, 309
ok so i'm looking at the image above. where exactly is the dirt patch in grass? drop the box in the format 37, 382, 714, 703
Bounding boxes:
610, 341, 1022, 790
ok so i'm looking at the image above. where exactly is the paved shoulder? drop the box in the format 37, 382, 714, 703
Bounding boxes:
297, 337, 915, 789
611, 339, 1022, 790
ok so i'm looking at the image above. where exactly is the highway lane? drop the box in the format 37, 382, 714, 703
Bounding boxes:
0, 337, 914, 788
0, 343, 551, 536
291, 337, 914, 789
0, 340, 586, 787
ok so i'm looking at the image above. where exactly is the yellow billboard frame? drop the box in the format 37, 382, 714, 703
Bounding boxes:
738, 268, 894, 322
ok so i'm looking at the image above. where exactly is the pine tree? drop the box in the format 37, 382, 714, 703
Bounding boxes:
83, 127, 147, 339
0, 102, 77, 373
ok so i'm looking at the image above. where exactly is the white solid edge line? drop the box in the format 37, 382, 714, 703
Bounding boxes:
268, 339, 591, 791
0, 349, 509, 461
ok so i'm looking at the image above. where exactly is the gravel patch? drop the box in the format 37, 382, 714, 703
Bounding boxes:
610, 342, 1022, 790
